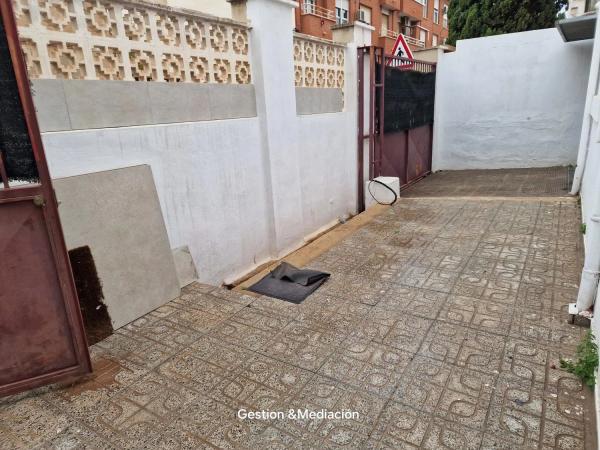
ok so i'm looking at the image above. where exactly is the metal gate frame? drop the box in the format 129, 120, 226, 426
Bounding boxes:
382, 52, 436, 189
357, 46, 385, 213
357, 46, 436, 212
0, 0, 91, 396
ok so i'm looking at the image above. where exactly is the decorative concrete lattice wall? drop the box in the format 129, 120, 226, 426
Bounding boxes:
293, 33, 345, 91
12, 0, 251, 83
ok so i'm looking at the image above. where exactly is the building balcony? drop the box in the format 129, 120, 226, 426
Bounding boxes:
404, 35, 425, 48
400, 24, 427, 48
300, 2, 335, 21
380, 29, 400, 40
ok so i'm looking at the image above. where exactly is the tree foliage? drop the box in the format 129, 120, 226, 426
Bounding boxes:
447, 0, 568, 46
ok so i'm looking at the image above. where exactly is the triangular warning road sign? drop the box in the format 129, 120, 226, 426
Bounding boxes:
390, 34, 415, 69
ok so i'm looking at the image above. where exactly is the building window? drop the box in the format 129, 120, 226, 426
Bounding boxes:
419, 28, 427, 44
400, 16, 412, 37
381, 10, 389, 36
358, 5, 372, 24
422, 0, 428, 18
336, 0, 349, 24
433, 0, 439, 24
587, 0, 595, 12
442, 4, 448, 28
304, 0, 316, 15
432, 34, 438, 46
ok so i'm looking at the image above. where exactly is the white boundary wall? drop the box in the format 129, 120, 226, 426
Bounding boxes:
41, 0, 359, 285
584, 114, 600, 449
570, 9, 600, 435
433, 28, 593, 170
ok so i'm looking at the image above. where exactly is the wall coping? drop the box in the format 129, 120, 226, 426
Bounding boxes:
332, 21, 375, 32
120, 0, 252, 28
271, 0, 298, 7
293, 32, 347, 48
247, 0, 298, 8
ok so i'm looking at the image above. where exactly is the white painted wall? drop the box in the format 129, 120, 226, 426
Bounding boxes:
575, 8, 600, 325
433, 28, 593, 170
297, 112, 356, 236
41, 0, 359, 286
581, 120, 600, 226
43, 111, 358, 285
569, 9, 600, 436
246, 0, 303, 258
43, 119, 274, 285
580, 116, 600, 450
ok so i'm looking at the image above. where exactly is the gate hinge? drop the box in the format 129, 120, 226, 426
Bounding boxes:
33, 194, 46, 207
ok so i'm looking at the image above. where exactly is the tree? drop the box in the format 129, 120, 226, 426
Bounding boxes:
446, 0, 569, 46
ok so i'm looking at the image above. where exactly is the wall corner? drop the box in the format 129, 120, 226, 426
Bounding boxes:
246, 0, 305, 257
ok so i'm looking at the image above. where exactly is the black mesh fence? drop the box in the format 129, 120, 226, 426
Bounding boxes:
0, 12, 39, 184
378, 64, 436, 133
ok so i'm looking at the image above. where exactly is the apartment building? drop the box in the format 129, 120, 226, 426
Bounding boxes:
295, 0, 449, 51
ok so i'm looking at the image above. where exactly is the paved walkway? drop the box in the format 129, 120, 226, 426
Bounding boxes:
1, 189, 596, 448
403, 167, 573, 198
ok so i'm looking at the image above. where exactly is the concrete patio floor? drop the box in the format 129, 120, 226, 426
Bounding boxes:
1, 177, 597, 449
403, 166, 573, 198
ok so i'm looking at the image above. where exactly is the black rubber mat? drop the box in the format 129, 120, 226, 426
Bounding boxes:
247, 262, 330, 304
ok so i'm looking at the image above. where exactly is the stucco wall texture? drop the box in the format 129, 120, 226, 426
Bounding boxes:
581, 121, 600, 226
43, 118, 275, 285
433, 28, 593, 171
40, 0, 357, 286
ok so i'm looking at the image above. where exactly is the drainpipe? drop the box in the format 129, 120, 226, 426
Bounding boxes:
571, 3, 600, 195
572, 216, 600, 315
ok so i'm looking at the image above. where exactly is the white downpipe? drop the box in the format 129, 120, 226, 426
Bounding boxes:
571, 3, 600, 195
576, 216, 600, 312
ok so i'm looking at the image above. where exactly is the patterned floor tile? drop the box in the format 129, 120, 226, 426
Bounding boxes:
278, 376, 387, 448
371, 402, 484, 450
485, 389, 543, 447
3, 193, 594, 449
438, 295, 513, 336
262, 333, 336, 372
381, 313, 433, 353
213, 319, 277, 352
395, 356, 495, 429
509, 308, 585, 350
235, 354, 314, 397
319, 339, 412, 397
0, 396, 82, 450
418, 322, 506, 374
283, 319, 350, 347
155, 349, 230, 395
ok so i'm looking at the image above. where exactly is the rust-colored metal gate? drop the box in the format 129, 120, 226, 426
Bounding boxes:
0, 0, 91, 396
379, 53, 436, 188
358, 47, 436, 211
380, 123, 434, 186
